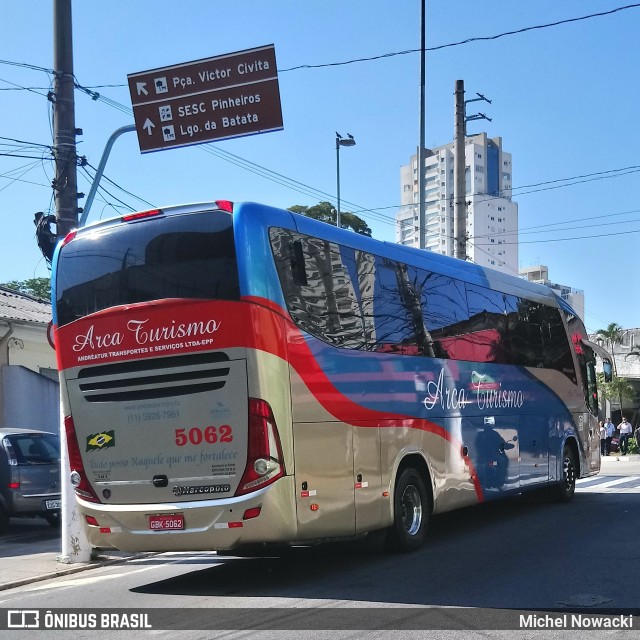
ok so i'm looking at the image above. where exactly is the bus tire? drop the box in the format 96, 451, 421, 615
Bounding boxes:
386, 467, 429, 553
555, 444, 577, 503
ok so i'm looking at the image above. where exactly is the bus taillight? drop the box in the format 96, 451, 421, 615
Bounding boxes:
64, 416, 101, 503
236, 398, 285, 496
215, 200, 234, 213
122, 209, 162, 222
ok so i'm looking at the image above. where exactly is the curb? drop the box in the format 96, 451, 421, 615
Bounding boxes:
601, 454, 640, 462
0, 552, 154, 592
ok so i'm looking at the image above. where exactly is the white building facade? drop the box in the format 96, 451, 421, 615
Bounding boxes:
519, 265, 586, 321
0, 286, 59, 434
398, 133, 518, 274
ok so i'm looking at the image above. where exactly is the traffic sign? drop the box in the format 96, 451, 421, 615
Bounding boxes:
127, 45, 283, 153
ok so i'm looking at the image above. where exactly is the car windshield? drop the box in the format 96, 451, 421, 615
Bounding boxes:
6, 434, 60, 464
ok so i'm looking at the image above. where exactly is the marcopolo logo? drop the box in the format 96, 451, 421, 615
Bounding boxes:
86, 431, 116, 452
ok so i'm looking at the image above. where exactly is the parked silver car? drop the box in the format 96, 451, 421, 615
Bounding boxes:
0, 428, 61, 531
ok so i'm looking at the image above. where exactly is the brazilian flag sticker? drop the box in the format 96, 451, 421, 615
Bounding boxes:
86, 430, 115, 452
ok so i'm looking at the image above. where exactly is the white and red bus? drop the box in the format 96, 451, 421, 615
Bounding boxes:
52, 201, 611, 553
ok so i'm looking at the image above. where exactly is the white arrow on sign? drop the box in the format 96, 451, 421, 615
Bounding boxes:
136, 82, 148, 96
143, 119, 155, 135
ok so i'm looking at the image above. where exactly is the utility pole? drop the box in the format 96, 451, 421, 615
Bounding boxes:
453, 80, 492, 261
453, 80, 466, 260
52, 0, 80, 238
417, 0, 426, 249
52, 0, 91, 565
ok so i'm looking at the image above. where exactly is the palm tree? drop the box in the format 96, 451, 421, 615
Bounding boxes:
595, 322, 624, 355
595, 322, 625, 416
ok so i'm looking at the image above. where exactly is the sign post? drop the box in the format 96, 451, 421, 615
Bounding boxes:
127, 45, 283, 153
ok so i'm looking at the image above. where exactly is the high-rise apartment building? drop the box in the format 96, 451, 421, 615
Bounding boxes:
397, 133, 518, 274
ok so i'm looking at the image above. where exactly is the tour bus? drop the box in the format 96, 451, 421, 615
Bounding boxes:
51, 200, 612, 553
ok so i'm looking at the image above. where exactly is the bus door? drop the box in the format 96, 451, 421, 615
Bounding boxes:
518, 415, 550, 487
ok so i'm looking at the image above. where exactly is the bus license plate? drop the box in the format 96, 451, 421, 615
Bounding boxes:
45, 500, 61, 510
149, 514, 184, 531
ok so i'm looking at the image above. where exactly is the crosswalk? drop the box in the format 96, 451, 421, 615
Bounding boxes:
577, 475, 640, 493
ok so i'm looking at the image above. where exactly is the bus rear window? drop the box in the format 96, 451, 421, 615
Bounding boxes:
55, 212, 240, 326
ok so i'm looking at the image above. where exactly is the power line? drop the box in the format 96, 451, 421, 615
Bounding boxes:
280, 3, 640, 71
474, 226, 640, 246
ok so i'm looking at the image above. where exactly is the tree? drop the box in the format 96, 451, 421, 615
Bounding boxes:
597, 372, 635, 409
288, 201, 372, 236
595, 323, 627, 416
1, 277, 51, 301
595, 322, 624, 354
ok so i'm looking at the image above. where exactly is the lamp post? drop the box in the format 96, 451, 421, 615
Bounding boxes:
335, 132, 356, 228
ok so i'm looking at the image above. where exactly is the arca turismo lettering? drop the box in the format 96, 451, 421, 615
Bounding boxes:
422, 368, 525, 411
72, 318, 221, 353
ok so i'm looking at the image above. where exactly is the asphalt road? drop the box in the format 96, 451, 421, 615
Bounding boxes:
1, 459, 639, 639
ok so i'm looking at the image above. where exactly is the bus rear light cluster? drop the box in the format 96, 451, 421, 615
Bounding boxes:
242, 507, 262, 520
85, 515, 112, 534
64, 416, 101, 503
235, 398, 285, 496
122, 209, 162, 222
215, 200, 234, 213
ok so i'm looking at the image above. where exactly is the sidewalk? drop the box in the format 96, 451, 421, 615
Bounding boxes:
0, 535, 144, 592
601, 452, 640, 463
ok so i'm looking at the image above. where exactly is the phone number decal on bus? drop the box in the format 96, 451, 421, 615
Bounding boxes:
175, 426, 233, 446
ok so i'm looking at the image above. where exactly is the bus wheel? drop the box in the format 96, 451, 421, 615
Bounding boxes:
387, 467, 429, 553
556, 445, 577, 502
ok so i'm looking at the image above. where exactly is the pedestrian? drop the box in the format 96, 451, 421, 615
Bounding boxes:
618, 417, 633, 455
604, 417, 615, 455
635, 425, 640, 451
599, 421, 607, 456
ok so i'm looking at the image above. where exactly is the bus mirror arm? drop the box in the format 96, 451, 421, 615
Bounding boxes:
580, 339, 613, 382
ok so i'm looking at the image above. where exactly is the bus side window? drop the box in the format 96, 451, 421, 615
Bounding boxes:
578, 345, 598, 415
540, 306, 576, 382
290, 240, 308, 286
364, 257, 421, 354
270, 228, 365, 350
417, 270, 469, 360
465, 284, 509, 364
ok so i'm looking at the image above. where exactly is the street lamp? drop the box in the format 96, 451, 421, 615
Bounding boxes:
335, 132, 356, 228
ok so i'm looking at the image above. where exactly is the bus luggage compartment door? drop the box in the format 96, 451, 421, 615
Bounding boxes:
293, 421, 355, 539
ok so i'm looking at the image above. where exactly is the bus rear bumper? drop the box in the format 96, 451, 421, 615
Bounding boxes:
75, 476, 297, 552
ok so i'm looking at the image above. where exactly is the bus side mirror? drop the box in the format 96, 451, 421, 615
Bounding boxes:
603, 360, 612, 383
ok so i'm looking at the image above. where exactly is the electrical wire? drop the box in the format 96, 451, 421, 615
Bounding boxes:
279, 3, 640, 71
2, 3, 639, 238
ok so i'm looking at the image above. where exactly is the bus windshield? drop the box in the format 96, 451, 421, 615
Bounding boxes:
55, 211, 240, 326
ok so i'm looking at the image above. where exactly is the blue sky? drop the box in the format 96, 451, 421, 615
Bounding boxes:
1, 1, 638, 333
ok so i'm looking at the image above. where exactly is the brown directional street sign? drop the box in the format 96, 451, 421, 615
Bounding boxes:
127, 45, 283, 153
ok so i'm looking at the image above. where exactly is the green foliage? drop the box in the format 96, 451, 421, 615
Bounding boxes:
1, 277, 51, 301
595, 322, 624, 352
288, 201, 372, 236
597, 372, 635, 405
